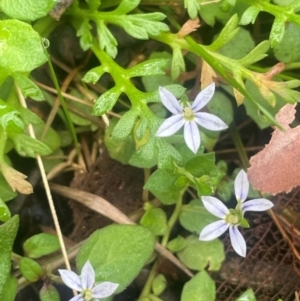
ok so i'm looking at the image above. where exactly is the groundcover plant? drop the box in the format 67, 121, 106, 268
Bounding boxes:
0, 0, 300, 300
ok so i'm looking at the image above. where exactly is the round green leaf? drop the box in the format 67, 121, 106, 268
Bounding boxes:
167, 236, 186, 252
181, 271, 215, 301
152, 274, 167, 296
274, 22, 300, 63
39, 284, 60, 301
19, 257, 44, 282
76, 225, 155, 293
140, 208, 168, 236
23, 233, 60, 258
0, 20, 48, 72
177, 235, 225, 271
1, 0, 57, 21
179, 200, 219, 235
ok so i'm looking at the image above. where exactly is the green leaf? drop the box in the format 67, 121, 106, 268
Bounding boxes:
140, 208, 168, 236
220, 0, 236, 11
93, 87, 121, 116
177, 235, 225, 271
1, 0, 57, 21
39, 284, 60, 301
210, 14, 239, 51
18, 107, 43, 125
105, 118, 136, 164
127, 59, 169, 78
13, 74, 44, 101
33, 123, 61, 152
141, 52, 172, 92
82, 66, 105, 84
171, 46, 185, 80
124, 13, 169, 37
179, 200, 219, 234
185, 153, 215, 178
23, 233, 60, 258
180, 271, 215, 301
0, 215, 19, 299
240, 5, 261, 25
112, 110, 138, 140
76, 224, 155, 293
144, 169, 182, 205
1, 276, 17, 301
113, 0, 140, 14
199, 2, 230, 26
235, 289, 257, 301
129, 137, 158, 168
77, 19, 93, 51
238, 40, 270, 66
12, 133, 52, 157
274, 22, 300, 63
218, 28, 255, 60
167, 236, 187, 252
0, 198, 10, 222
86, 0, 100, 10
20, 257, 44, 282
184, 0, 201, 19
207, 91, 233, 125
96, 21, 118, 58
0, 173, 17, 202
152, 274, 167, 296
270, 17, 286, 48
243, 80, 285, 129
0, 20, 48, 73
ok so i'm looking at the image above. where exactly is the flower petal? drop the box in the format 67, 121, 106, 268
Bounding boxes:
199, 220, 229, 241
242, 198, 274, 213
159, 86, 182, 114
191, 83, 215, 112
183, 121, 200, 153
69, 294, 84, 301
194, 112, 228, 131
80, 261, 95, 290
58, 269, 82, 291
201, 196, 229, 218
156, 115, 185, 137
92, 282, 119, 298
234, 170, 249, 203
229, 226, 247, 257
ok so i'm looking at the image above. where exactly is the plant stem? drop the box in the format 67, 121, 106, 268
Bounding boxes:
229, 123, 249, 169
138, 191, 184, 300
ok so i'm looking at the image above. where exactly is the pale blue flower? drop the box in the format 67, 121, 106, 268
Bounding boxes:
199, 170, 273, 257
155, 83, 228, 153
59, 261, 118, 301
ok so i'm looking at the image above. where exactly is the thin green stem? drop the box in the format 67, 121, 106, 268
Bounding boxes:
138, 190, 185, 300
161, 192, 184, 247
229, 123, 249, 170
43, 46, 81, 155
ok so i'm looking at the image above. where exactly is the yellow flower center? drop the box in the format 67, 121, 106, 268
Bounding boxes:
82, 289, 93, 301
227, 214, 239, 225
183, 107, 194, 121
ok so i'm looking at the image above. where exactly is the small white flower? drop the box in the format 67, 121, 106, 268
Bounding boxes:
199, 170, 273, 257
155, 83, 228, 153
58, 261, 118, 301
